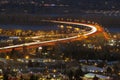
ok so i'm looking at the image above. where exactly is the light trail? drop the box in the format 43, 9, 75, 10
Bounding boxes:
0, 20, 98, 50
49, 20, 97, 36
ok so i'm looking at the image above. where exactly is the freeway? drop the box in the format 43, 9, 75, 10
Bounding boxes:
0, 20, 102, 52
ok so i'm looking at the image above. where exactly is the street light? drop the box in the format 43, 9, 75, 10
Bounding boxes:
25, 55, 29, 59
6, 55, 10, 60
75, 28, 79, 31
60, 25, 64, 29
53, 69, 57, 73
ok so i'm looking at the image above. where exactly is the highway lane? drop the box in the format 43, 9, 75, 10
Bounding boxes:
0, 20, 98, 51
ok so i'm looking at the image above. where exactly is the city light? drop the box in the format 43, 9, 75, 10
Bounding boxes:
6, 55, 10, 59
25, 55, 29, 59
0, 0, 119, 80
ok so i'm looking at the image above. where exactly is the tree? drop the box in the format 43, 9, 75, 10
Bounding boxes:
107, 67, 112, 73
74, 66, 84, 80
67, 70, 73, 80
93, 75, 99, 80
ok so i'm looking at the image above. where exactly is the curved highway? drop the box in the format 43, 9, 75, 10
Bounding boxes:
0, 20, 100, 51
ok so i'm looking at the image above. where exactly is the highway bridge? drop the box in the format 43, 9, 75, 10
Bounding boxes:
0, 20, 109, 53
